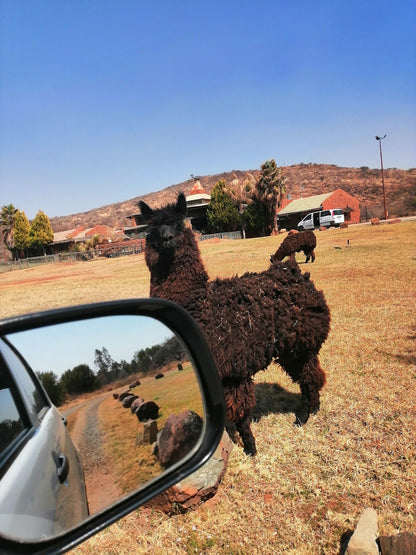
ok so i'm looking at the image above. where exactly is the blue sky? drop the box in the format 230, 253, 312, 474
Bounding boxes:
7, 315, 174, 377
1, 0, 415, 220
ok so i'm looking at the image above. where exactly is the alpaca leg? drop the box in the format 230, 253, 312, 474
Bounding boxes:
310, 249, 315, 262
236, 416, 257, 456
295, 355, 326, 426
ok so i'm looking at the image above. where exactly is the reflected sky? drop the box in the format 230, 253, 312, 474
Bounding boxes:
6, 316, 174, 377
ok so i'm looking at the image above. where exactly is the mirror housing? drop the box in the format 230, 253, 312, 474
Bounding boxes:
0, 299, 225, 555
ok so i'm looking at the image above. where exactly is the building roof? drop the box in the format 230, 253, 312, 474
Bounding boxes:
277, 192, 332, 215
52, 225, 118, 244
186, 180, 211, 203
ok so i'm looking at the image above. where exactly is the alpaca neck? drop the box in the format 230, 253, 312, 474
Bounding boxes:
149, 228, 209, 315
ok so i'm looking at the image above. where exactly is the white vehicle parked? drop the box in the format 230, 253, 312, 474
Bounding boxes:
297, 208, 344, 230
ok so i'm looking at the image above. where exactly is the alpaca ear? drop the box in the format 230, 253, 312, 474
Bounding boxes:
176, 192, 187, 216
139, 201, 153, 220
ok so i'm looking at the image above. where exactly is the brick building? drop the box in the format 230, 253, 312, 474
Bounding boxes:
277, 188, 360, 230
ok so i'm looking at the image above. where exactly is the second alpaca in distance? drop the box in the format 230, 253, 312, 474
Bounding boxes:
270, 230, 317, 264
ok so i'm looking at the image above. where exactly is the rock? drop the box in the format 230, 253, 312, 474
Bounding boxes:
112, 393, 119, 400
143, 420, 158, 444
155, 373, 164, 379
371, 218, 380, 225
118, 390, 131, 401
122, 394, 138, 408
346, 508, 379, 555
147, 430, 233, 514
136, 401, 159, 422
157, 410, 203, 468
130, 397, 144, 414
378, 532, 416, 555
177, 363, 183, 371
129, 380, 141, 388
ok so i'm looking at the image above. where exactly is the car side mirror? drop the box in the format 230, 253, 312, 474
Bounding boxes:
0, 299, 225, 554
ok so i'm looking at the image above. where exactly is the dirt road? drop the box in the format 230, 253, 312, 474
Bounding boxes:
63, 392, 123, 514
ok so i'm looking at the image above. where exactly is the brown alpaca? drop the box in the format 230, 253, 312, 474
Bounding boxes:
139, 193, 330, 456
271, 230, 317, 264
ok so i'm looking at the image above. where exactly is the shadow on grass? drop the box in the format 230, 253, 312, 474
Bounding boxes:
378, 349, 416, 366
252, 382, 301, 421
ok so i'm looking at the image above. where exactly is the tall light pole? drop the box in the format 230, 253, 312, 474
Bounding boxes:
375, 134, 388, 220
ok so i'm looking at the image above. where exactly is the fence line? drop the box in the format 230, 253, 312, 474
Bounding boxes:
0, 232, 241, 272
199, 230, 242, 241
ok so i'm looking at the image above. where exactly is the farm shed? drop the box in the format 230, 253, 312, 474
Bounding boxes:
277, 188, 360, 230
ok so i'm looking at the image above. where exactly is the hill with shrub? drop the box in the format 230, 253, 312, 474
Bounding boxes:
49, 164, 416, 232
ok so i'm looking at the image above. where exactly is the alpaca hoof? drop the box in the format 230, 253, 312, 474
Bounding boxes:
244, 446, 257, 456
294, 411, 309, 427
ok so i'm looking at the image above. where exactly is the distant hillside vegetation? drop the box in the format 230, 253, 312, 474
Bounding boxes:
49, 164, 416, 232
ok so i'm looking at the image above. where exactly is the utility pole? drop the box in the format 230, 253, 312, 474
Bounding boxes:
375, 135, 388, 220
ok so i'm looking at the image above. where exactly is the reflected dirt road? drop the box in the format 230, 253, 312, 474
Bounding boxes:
63, 392, 123, 514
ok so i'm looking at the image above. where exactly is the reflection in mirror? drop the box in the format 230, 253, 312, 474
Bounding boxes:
1, 316, 204, 542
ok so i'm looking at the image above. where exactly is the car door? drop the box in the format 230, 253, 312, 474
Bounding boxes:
0, 337, 88, 542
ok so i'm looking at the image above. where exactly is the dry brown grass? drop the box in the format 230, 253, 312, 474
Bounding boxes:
98, 363, 203, 494
1, 221, 415, 553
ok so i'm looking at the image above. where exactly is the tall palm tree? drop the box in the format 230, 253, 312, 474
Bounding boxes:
1, 204, 18, 255
255, 160, 287, 234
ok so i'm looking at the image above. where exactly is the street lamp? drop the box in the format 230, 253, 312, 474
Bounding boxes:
375, 134, 388, 220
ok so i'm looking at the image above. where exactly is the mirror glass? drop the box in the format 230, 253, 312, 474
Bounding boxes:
0, 315, 204, 542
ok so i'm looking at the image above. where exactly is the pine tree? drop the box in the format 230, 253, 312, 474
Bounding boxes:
14, 210, 30, 257
206, 180, 241, 233
28, 210, 54, 255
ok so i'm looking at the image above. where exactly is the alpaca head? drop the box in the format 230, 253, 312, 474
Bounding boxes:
139, 192, 188, 276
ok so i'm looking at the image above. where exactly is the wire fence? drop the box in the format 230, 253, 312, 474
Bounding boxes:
0, 232, 242, 272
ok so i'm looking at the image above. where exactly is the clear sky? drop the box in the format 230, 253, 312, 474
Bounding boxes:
7, 315, 174, 377
1, 0, 415, 220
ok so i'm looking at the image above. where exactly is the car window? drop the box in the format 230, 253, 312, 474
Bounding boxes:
0, 359, 25, 457
0, 339, 49, 421
321, 210, 330, 217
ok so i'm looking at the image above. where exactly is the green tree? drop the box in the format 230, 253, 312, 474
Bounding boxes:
14, 210, 30, 257
37, 371, 65, 406
28, 210, 54, 254
1, 204, 18, 258
242, 199, 269, 236
206, 180, 241, 233
60, 364, 97, 394
255, 160, 287, 234
94, 347, 115, 385
226, 174, 257, 239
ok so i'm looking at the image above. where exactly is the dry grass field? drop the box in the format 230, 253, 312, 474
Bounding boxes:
1, 221, 415, 554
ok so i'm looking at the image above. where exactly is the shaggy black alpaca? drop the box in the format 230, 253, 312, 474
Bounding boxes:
271, 230, 317, 264
139, 193, 330, 456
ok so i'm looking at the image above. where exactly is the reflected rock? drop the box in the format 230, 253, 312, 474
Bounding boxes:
157, 410, 203, 468
130, 397, 144, 414
177, 363, 183, 371
155, 373, 164, 380
135, 420, 158, 446
122, 394, 138, 408
118, 390, 131, 402
112, 393, 119, 400
129, 380, 141, 389
136, 401, 159, 422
